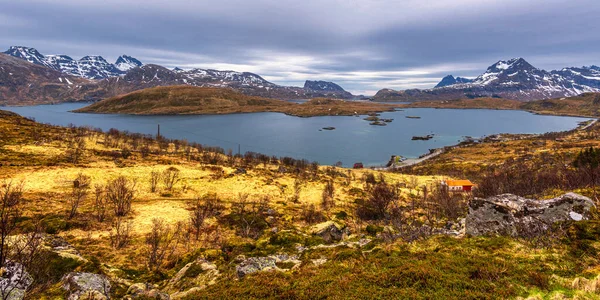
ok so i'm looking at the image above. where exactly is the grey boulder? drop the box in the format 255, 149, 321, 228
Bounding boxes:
466, 192, 595, 237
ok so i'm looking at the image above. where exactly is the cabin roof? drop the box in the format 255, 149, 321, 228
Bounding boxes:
445, 179, 474, 187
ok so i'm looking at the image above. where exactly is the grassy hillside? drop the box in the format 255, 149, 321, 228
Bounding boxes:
74, 85, 291, 115
2, 110, 600, 299
75, 86, 398, 117
401, 93, 600, 118
521, 93, 600, 117
401, 97, 522, 110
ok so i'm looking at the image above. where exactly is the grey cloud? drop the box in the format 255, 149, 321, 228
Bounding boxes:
1, 0, 600, 94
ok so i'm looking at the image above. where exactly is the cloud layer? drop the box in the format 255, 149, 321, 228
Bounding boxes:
2, 0, 600, 94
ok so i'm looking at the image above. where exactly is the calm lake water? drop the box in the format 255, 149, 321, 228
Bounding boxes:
2, 103, 592, 166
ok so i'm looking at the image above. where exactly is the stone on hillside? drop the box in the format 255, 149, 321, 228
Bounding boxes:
466, 193, 595, 237
125, 283, 169, 299
0, 261, 33, 300
62, 272, 111, 300
310, 221, 347, 243
235, 254, 301, 278
166, 259, 219, 299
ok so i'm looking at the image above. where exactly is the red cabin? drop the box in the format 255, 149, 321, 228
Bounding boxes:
353, 162, 364, 169
442, 179, 475, 192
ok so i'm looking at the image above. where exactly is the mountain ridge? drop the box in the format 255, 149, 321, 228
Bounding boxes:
377, 57, 600, 102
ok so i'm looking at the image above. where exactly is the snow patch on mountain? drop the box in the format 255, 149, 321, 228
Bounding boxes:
3, 46, 143, 79
434, 57, 600, 100
115, 55, 143, 72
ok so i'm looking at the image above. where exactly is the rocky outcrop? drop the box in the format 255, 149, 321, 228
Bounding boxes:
165, 259, 219, 299
466, 193, 595, 237
0, 261, 32, 300
235, 254, 301, 278
62, 272, 111, 300
310, 221, 347, 243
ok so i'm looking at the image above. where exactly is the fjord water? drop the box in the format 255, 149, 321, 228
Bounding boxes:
3, 103, 591, 166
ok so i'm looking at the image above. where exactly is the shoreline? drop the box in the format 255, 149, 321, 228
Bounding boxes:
2, 104, 593, 170
375, 117, 598, 171
398, 104, 599, 119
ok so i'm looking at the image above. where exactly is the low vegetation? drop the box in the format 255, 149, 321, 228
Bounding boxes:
2, 107, 600, 299
75, 85, 398, 117
401, 92, 600, 118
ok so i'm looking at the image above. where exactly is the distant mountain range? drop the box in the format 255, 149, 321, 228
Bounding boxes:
374, 58, 600, 101
1, 46, 355, 105
5, 46, 600, 105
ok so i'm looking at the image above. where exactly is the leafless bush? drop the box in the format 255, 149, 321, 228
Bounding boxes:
150, 170, 161, 193
321, 180, 335, 210
162, 167, 180, 191
189, 193, 224, 241
300, 204, 326, 224
0, 181, 24, 268
93, 185, 108, 222
67, 173, 91, 219
0, 221, 43, 300
65, 135, 86, 164
145, 218, 182, 271
292, 178, 305, 203
109, 216, 132, 249
356, 182, 398, 220
382, 201, 434, 243
228, 194, 270, 239
106, 176, 136, 217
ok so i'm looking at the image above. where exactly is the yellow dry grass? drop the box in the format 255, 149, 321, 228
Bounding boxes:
7, 156, 442, 234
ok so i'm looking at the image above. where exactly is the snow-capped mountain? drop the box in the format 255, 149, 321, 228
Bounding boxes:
3, 46, 142, 79
0, 52, 93, 105
4, 46, 56, 69
182, 69, 276, 87
2, 45, 354, 103
376, 58, 600, 101
115, 55, 143, 72
435, 75, 473, 88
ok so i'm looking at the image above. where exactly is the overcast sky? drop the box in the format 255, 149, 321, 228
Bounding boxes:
2, 0, 600, 95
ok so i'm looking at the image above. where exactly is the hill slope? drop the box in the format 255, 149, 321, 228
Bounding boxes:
0, 53, 97, 105
74, 85, 291, 115
75, 86, 397, 116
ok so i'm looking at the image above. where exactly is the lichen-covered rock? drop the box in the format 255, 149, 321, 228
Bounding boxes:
44, 235, 87, 263
310, 221, 347, 243
466, 193, 595, 237
62, 272, 111, 300
125, 283, 169, 299
235, 254, 301, 278
0, 261, 32, 300
166, 259, 219, 299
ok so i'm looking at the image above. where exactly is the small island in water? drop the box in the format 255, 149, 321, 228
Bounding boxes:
74, 85, 399, 117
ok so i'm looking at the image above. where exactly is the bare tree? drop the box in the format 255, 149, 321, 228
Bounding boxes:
0, 220, 43, 300
93, 185, 108, 222
230, 194, 270, 239
67, 173, 91, 219
109, 216, 132, 249
162, 167, 180, 192
356, 182, 397, 220
150, 170, 161, 193
189, 193, 224, 241
321, 180, 335, 210
0, 181, 24, 268
106, 176, 136, 217
66, 135, 86, 164
145, 218, 180, 271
